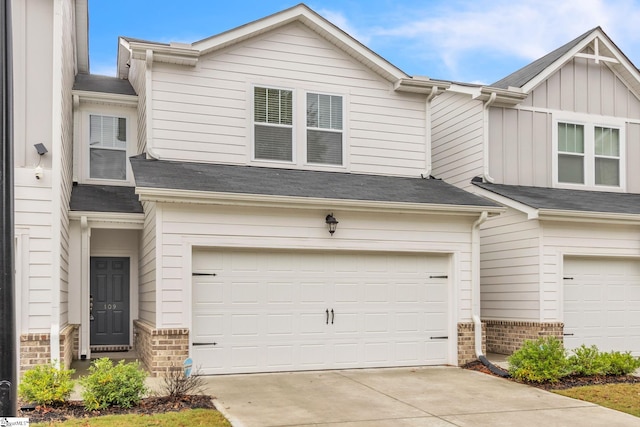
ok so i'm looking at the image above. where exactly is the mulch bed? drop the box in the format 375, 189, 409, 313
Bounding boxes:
463, 360, 640, 390
19, 394, 216, 424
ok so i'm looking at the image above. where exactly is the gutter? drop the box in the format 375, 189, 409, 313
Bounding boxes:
482, 92, 497, 183
471, 211, 509, 377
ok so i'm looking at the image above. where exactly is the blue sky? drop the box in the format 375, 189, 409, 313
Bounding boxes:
89, 0, 640, 84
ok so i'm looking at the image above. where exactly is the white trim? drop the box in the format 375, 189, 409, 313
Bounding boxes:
250, 84, 296, 165
471, 186, 538, 219
136, 186, 504, 216
551, 112, 626, 191
68, 211, 144, 227
71, 90, 138, 107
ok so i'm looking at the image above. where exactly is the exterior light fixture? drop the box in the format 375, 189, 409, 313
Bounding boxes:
325, 213, 338, 236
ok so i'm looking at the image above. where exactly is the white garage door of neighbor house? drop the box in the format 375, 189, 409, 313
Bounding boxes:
191, 249, 450, 375
564, 258, 640, 356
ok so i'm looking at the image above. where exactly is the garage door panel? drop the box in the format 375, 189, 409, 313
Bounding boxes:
192, 250, 450, 373
564, 258, 640, 356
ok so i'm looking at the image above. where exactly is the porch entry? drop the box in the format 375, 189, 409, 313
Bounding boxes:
90, 257, 130, 347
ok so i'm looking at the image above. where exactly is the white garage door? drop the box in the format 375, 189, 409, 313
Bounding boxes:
564, 257, 640, 355
192, 249, 450, 375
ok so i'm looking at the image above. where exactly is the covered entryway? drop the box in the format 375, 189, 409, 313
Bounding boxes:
563, 257, 640, 355
90, 257, 131, 347
192, 249, 450, 375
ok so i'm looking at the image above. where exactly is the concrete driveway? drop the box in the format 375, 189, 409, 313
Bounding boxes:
201, 367, 640, 427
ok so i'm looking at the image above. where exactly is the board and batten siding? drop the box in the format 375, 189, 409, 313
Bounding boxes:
541, 221, 640, 322
148, 22, 427, 177
480, 207, 542, 321
489, 57, 640, 189
139, 201, 157, 325
152, 204, 474, 328
431, 92, 484, 189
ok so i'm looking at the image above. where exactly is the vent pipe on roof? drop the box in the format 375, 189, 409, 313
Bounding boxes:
482, 92, 497, 183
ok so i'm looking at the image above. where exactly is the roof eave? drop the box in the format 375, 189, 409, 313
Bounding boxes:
135, 186, 504, 216
394, 77, 451, 95
474, 86, 528, 107
71, 90, 138, 107
538, 209, 640, 224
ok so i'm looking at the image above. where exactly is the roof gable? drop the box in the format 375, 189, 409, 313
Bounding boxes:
490, 27, 640, 98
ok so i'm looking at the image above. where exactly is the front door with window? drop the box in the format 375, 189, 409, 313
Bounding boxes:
90, 257, 130, 346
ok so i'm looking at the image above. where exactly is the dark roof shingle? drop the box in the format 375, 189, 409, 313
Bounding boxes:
130, 156, 499, 209
73, 74, 137, 96
70, 184, 143, 214
474, 182, 640, 215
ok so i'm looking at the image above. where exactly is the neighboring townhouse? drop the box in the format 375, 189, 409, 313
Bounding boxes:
14, 2, 504, 376
432, 27, 640, 356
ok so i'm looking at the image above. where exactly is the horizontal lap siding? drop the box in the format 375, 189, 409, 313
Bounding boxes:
431, 92, 483, 189
541, 222, 640, 321
149, 23, 426, 176
139, 201, 157, 325
129, 59, 147, 153
480, 208, 541, 320
155, 204, 474, 328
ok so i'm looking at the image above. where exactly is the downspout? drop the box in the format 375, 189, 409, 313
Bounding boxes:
423, 86, 439, 178
472, 211, 509, 376
482, 92, 497, 183
144, 49, 160, 160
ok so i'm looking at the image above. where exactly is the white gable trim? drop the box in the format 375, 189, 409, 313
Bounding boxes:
521, 29, 640, 97
471, 186, 539, 219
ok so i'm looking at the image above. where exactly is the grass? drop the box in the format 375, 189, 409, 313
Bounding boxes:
31, 408, 231, 427
554, 383, 640, 417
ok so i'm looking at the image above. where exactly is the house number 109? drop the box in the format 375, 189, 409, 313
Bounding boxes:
104, 304, 116, 310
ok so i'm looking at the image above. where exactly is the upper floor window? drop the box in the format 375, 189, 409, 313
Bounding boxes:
254, 87, 293, 162
306, 93, 343, 165
89, 114, 127, 180
253, 85, 345, 167
555, 119, 623, 189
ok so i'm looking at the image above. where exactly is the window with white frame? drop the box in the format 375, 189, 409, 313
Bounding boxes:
254, 87, 293, 162
556, 120, 622, 188
306, 93, 343, 165
89, 114, 127, 180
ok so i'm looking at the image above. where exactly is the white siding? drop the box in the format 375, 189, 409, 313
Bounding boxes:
431, 92, 484, 189
148, 23, 427, 176
153, 204, 475, 328
139, 201, 157, 325
128, 58, 147, 154
480, 208, 542, 320
541, 221, 640, 321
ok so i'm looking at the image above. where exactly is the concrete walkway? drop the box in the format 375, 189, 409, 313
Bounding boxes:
200, 367, 640, 427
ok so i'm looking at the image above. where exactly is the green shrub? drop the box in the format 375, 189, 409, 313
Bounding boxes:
601, 351, 640, 376
18, 363, 75, 406
80, 358, 148, 410
568, 345, 610, 376
507, 336, 570, 383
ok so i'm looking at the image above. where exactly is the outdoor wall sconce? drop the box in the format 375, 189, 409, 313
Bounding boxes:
34, 143, 48, 180
325, 213, 338, 236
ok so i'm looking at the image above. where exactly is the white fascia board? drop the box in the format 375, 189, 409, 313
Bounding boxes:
71, 90, 138, 107
193, 4, 408, 82
471, 186, 539, 219
69, 211, 144, 228
474, 87, 528, 106
135, 187, 504, 216
129, 42, 199, 66
394, 77, 451, 94
538, 209, 640, 225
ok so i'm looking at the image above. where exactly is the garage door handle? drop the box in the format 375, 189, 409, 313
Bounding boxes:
430, 336, 448, 340
192, 342, 218, 346
326, 309, 329, 325
563, 333, 574, 336
331, 309, 334, 324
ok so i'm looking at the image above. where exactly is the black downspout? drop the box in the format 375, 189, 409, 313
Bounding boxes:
0, 0, 16, 417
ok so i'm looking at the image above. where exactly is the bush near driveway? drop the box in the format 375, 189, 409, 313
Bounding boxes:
79, 358, 148, 410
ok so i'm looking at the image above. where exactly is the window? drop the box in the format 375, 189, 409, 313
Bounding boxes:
556, 120, 623, 188
254, 87, 293, 162
306, 93, 343, 165
89, 115, 127, 180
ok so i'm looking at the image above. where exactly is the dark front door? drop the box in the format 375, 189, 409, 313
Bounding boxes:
90, 257, 130, 346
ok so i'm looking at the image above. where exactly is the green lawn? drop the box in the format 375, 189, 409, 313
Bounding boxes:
554, 383, 640, 417
31, 408, 231, 427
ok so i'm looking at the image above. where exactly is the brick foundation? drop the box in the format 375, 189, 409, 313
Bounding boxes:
134, 320, 189, 377
19, 324, 79, 376
485, 320, 564, 355
457, 322, 486, 366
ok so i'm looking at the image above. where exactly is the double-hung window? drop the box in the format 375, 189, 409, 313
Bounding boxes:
254, 87, 293, 162
556, 119, 622, 188
89, 114, 127, 180
306, 93, 343, 165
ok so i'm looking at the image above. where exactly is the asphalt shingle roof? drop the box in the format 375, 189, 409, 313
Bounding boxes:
473, 181, 640, 215
130, 156, 500, 209
491, 28, 596, 89
73, 74, 137, 96
70, 184, 143, 214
